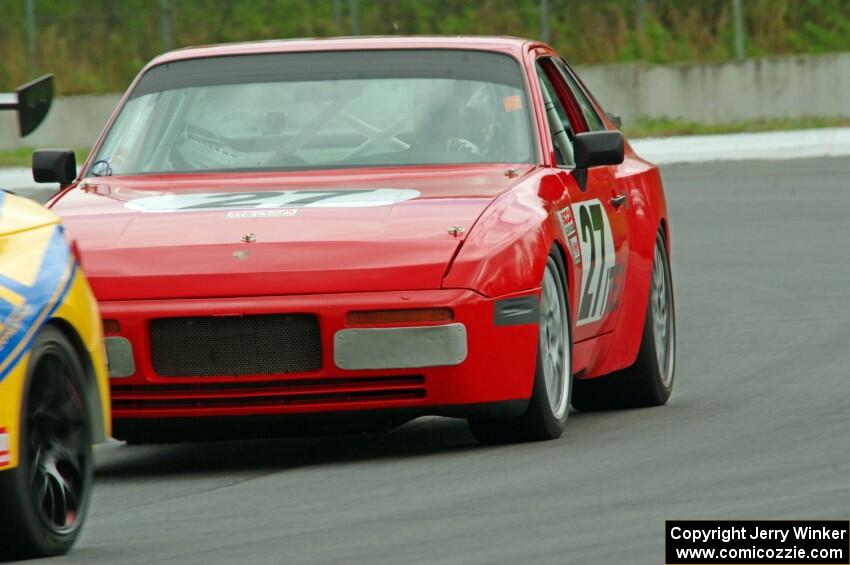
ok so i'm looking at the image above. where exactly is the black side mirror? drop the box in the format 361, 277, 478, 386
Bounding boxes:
32, 149, 77, 184
573, 131, 624, 169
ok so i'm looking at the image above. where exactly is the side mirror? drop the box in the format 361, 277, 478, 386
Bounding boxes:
573, 131, 624, 169
32, 149, 77, 184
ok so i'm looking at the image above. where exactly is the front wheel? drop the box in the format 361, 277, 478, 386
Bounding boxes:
0, 326, 93, 560
468, 253, 572, 444
572, 230, 676, 411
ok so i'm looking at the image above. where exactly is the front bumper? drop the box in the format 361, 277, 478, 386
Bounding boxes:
101, 288, 539, 422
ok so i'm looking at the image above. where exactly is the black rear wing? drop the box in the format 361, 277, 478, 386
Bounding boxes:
0, 74, 53, 137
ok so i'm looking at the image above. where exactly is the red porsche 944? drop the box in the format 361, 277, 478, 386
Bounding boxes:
39, 37, 675, 444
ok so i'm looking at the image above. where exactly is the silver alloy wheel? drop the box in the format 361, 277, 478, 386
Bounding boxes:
650, 240, 675, 388
539, 263, 570, 420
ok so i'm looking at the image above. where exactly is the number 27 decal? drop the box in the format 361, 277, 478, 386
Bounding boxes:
572, 199, 617, 326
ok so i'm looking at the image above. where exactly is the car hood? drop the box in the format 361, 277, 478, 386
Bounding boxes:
51, 164, 532, 300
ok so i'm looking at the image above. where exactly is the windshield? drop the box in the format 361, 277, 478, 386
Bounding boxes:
91, 49, 534, 176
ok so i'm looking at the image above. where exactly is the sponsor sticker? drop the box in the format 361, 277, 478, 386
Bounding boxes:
0, 427, 9, 466
567, 233, 582, 265
559, 207, 577, 237
558, 206, 581, 265
503, 94, 523, 113
225, 209, 298, 219
0, 304, 31, 351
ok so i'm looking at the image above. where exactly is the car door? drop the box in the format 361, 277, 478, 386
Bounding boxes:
534, 55, 629, 341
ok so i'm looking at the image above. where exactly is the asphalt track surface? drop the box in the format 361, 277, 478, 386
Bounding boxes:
17, 157, 850, 564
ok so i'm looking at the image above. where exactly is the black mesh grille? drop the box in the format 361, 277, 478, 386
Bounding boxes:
110, 375, 426, 411
150, 315, 321, 377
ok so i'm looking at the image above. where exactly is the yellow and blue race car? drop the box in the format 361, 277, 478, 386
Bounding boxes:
0, 77, 110, 560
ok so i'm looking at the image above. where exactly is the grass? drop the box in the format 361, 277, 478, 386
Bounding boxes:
622, 116, 850, 138
1, 116, 847, 167
0, 148, 89, 168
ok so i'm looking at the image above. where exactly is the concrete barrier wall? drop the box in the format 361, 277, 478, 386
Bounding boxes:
2, 52, 848, 150
0, 94, 121, 151
577, 52, 850, 125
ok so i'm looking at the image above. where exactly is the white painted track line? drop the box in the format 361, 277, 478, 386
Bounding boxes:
631, 127, 850, 165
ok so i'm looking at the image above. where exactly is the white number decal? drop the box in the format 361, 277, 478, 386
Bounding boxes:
125, 188, 420, 213
572, 199, 616, 326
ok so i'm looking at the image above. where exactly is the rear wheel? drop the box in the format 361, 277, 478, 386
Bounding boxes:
572, 230, 675, 411
468, 253, 572, 444
0, 326, 93, 560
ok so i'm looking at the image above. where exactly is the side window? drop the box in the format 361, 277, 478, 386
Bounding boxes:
554, 59, 605, 132
535, 63, 575, 168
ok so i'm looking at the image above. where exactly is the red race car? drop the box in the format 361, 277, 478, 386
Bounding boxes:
39, 37, 675, 444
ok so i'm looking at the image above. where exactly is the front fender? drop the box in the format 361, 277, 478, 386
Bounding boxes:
442, 171, 564, 298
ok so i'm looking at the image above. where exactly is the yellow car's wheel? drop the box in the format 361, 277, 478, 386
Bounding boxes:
0, 326, 93, 559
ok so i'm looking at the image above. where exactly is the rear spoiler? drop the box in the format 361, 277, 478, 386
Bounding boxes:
0, 74, 53, 137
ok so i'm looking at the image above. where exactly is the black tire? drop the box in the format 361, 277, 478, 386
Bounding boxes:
572, 230, 676, 411
468, 252, 573, 444
0, 326, 93, 560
